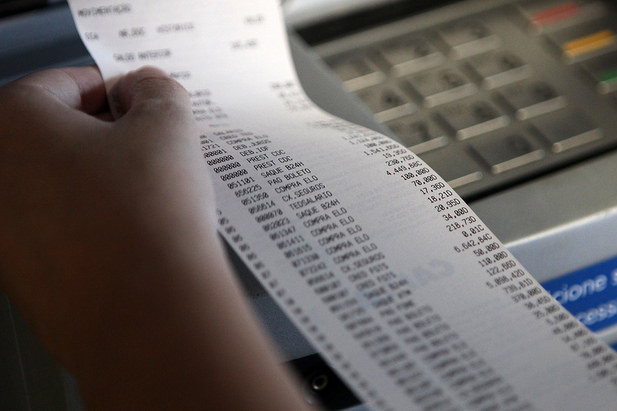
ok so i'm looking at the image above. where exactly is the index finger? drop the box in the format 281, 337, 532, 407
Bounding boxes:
9, 66, 109, 116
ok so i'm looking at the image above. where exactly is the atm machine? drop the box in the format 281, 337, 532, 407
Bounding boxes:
2, 1, 617, 409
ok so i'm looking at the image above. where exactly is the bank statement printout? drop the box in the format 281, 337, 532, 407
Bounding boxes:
67, 0, 617, 409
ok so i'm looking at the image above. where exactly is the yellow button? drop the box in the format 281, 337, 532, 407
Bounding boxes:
564, 30, 616, 58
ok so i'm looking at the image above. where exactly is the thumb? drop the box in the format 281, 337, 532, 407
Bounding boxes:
109, 66, 192, 121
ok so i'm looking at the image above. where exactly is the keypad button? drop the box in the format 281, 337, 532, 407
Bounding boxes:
582, 52, 617, 93
404, 68, 477, 107
436, 100, 510, 140
469, 131, 545, 174
466, 51, 533, 89
355, 84, 416, 122
385, 117, 449, 154
373, 36, 446, 77
420, 145, 483, 189
498, 80, 567, 120
325, 53, 385, 91
547, 20, 617, 63
437, 20, 502, 59
531, 109, 603, 152
517, 0, 606, 34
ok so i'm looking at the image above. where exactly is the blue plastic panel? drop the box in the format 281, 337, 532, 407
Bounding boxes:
542, 254, 617, 333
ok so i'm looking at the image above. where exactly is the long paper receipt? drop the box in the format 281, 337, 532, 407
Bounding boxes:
67, 0, 617, 409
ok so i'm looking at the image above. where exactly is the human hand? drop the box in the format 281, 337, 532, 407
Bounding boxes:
0, 64, 215, 351
0, 67, 309, 409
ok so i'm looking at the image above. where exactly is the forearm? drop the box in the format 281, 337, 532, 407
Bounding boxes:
64, 231, 310, 410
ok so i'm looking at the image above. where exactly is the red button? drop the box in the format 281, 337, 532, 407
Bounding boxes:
531, 2, 580, 29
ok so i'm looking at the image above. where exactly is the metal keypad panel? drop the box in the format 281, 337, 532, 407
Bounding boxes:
317, 0, 617, 199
